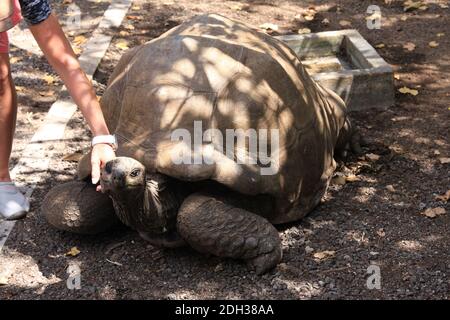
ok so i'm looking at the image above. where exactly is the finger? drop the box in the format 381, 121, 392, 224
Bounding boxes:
96, 184, 102, 192
91, 155, 101, 185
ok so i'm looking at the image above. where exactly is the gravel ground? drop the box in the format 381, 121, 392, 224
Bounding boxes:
0, 0, 449, 299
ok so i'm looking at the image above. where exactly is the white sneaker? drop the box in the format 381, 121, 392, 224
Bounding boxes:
0, 182, 30, 220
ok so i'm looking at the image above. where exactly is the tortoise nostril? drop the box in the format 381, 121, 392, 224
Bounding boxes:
112, 171, 126, 185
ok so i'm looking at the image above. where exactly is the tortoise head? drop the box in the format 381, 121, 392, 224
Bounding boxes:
100, 157, 146, 193
100, 157, 180, 238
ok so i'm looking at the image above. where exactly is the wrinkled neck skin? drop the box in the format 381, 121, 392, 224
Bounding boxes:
107, 186, 172, 234
107, 186, 143, 226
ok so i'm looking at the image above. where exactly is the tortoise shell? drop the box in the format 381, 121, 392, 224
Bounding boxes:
80, 14, 347, 224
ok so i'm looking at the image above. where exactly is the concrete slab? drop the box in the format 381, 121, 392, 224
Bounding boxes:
276, 29, 395, 110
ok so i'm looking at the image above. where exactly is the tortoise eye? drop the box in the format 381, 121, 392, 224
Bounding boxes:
130, 169, 141, 177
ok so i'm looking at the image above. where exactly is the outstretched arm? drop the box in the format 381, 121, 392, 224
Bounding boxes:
25, 10, 115, 184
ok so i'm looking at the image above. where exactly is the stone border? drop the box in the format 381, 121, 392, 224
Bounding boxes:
0, 0, 133, 253
276, 29, 395, 110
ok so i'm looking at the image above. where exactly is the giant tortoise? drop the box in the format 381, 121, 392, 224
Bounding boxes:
42, 14, 360, 274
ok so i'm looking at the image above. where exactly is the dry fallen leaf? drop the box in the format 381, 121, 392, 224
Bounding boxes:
313, 250, 336, 260
345, 175, 360, 182
339, 20, 352, 27
403, 42, 416, 51
66, 247, 81, 257
400, 15, 408, 21
259, 23, 279, 31
386, 184, 395, 192
298, 28, 311, 34
403, 0, 423, 12
73, 47, 82, 55
10, 56, 22, 64
421, 207, 446, 218
73, 35, 87, 46
119, 30, 129, 37
15, 86, 25, 92
435, 190, 450, 202
115, 41, 130, 50
436, 33, 445, 37
124, 24, 135, 30
394, 73, 401, 80
227, 3, 250, 11
303, 8, 316, 21
0, 275, 8, 286
304, 14, 315, 21
43, 74, 55, 85
386, 184, 396, 192
132, 5, 141, 10
366, 153, 381, 161
399, 86, 419, 96
375, 43, 386, 49
439, 4, 449, 8
126, 15, 142, 21
439, 157, 450, 164
331, 176, 346, 185
62, 152, 84, 162
39, 90, 55, 97
418, 5, 428, 10
428, 41, 439, 48
321, 18, 330, 25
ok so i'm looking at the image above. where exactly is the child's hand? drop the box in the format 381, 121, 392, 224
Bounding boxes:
90, 143, 116, 189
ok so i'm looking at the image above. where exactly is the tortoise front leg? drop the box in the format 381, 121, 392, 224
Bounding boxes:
42, 180, 120, 234
177, 193, 282, 274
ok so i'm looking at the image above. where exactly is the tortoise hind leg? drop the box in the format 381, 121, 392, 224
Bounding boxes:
335, 117, 365, 158
177, 192, 282, 274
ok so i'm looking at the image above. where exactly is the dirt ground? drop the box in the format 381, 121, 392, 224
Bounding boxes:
0, 0, 449, 299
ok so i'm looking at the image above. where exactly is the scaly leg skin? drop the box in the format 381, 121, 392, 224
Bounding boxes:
42, 180, 120, 234
177, 193, 282, 275
335, 116, 365, 158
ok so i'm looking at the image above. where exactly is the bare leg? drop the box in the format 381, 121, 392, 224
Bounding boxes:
177, 192, 282, 274
0, 52, 17, 182
0, 53, 30, 220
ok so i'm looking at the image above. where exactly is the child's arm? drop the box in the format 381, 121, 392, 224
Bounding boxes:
21, 3, 115, 184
